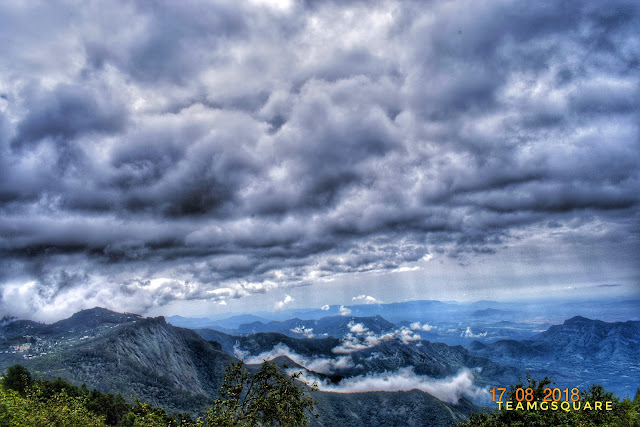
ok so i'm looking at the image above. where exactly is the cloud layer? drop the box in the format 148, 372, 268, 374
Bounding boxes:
0, 0, 639, 319
236, 342, 355, 375
234, 338, 487, 404
296, 367, 488, 405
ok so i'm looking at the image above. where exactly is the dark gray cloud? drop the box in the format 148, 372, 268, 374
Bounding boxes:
12, 83, 128, 148
0, 0, 638, 320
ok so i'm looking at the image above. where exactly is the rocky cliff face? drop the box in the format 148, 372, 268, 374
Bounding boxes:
467, 316, 640, 398
0, 309, 237, 414
532, 316, 640, 361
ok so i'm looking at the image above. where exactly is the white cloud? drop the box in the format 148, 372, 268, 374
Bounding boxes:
290, 326, 315, 338
233, 341, 249, 360
295, 367, 489, 405
332, 325, 424, 353
352, 295, 379, 304
339, 305, 352, 316
460, 327, 487, 339
274, 294, 293, 311
348, 321, 369, 334
248, 0, 293, 12
395, 327, 421, 344
238, 343, 354, 374
321, 304, 330, 311
332, 332, 390, 354
410, 322, 435, 332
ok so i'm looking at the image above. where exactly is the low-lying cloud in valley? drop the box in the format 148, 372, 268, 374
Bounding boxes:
410, 322, 436, 332
295, 367, 488, 405
235, 343, 355, 375
461, 328, 488, 339
233, 338, 488, 404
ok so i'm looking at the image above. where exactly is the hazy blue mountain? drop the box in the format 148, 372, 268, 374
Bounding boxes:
248, 298, 640, 324
165, 315, 221, 329
170, 298, 640, 350
533, 316, 640, 360
308, 300, 463, 323
467, 316, 640, 398
167, 313, 273, 333
236, 315, 396, 338
211, 314, 271, 329
471, 316, 640, 362
471, 308, 514, 318
195, 327, 521, 390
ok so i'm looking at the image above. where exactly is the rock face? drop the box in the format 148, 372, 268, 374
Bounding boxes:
533, 316, 640, 361
0, 309, 237, 414
469, 316, 640, 362
467, 316, 640, 398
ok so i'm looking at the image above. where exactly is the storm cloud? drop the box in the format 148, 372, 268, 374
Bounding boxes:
0, 0, 638, 320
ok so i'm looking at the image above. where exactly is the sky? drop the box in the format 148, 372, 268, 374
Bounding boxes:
0, 0, 638, 321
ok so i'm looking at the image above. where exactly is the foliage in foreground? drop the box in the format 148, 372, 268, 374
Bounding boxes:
0, 364, 194, 426
458, 375, 640, 427
206, 360, 318, 426
1, 361, 317, 426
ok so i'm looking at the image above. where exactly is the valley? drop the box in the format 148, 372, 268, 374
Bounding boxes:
1, 300, 638, 425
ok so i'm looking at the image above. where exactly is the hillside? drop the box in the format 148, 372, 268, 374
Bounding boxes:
195, 326, 521, 391
0, 308, 485, 424
0, 309, 236, 414
467, 316, 640, 398
310, 389, 477, 427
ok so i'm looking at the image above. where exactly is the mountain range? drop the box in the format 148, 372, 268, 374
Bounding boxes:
2, 307, 638, 425
0, 307, 482, 426
167, 298, 640, 346
467, 316, 640, 398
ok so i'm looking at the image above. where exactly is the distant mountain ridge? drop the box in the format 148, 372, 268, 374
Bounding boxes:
467, 316, 640, 398
167, 298, 640, 346
0, 308, 236, 413
0, 307, 485, 425
236, 315, 396, 338
167, 313, 270, 331
244, 298, 640, 323
4, 308, 637, 422
470, 316, 640, 361
533, 316, 640, 361
194, 326, 521, 391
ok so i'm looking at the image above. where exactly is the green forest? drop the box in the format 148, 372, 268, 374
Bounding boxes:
1, 364, 639, 426
458, 375, 640, 427
0, 362, 315, 426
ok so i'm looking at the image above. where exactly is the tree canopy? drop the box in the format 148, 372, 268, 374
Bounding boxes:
458, 375, 640, 427
1, 362, 318, 426
206, 360, 318, 427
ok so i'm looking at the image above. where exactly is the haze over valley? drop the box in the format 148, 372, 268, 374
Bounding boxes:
2, 298, 638, 424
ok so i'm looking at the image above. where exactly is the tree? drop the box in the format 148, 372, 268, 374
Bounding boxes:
2, 364, 32, 396
0, 384, 107, 426
206, 361, 318, 427
458, 375, 640, 427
